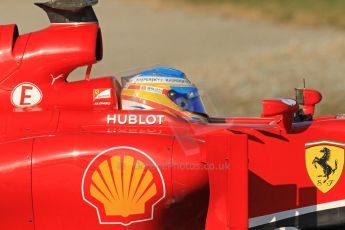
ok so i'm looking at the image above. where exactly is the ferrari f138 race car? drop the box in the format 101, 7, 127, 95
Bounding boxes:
1, 1, 345, 229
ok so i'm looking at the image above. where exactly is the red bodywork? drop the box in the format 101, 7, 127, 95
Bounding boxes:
1, 7, 345, 230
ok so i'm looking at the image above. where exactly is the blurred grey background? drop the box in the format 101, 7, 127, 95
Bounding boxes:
1, 0, 345, 116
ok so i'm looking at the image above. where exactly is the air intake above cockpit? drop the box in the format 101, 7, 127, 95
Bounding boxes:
35, 0, 99, 23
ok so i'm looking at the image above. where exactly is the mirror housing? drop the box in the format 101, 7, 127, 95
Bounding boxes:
262, 99, 298, 117
295, 88, 322, 116
262, 98, 298, 132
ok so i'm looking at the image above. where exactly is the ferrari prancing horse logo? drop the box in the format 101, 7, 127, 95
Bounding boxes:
305, 141, 344, 193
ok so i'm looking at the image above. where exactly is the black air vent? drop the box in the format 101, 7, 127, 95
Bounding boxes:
35, 0, 98, 23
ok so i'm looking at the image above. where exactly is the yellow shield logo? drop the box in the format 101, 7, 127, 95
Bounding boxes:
305, 141, 345, 193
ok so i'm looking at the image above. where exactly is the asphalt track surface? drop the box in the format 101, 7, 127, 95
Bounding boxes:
2, 0, 345, 116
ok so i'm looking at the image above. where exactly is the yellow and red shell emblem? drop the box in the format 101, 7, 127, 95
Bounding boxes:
82, 147, 166, 225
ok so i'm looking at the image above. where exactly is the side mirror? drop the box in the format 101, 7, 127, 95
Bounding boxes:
262, 98, 298, 117
295, 88, 322, 116
262, 98, 298, 132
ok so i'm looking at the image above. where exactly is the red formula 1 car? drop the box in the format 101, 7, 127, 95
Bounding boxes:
1, 1, 345, 229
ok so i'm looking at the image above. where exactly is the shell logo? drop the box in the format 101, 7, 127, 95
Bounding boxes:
82, 147, 166, 225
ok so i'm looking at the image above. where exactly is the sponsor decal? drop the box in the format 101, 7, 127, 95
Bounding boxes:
139, 85, 164, 94
50, 74, 64, 85
107, 114, 165, 125
129, 76, 191, 85
305, 140, 344, 193
93, 88, 112, 101
11, 82, 42, 108
94, 102, 112, 106
82, 147, 166, 225
123, 85, 164, 95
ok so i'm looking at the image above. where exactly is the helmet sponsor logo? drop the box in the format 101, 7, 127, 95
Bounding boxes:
82, 147, 166, 225
11, 82, 42, 107
139, 85, 164, 94
129, 76, 191, 85
107, 114, 165, 125
305, 140, 344, 193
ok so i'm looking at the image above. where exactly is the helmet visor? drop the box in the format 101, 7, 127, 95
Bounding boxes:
168, 86, 206, 115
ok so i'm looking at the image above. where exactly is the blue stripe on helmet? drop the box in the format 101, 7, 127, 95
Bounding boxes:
140, 67, 186, 79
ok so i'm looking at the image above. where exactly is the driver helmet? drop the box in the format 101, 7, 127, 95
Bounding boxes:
121, 67, 207, 121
